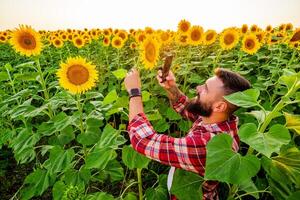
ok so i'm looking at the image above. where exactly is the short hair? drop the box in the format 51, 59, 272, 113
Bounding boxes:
214, 68, 251, 114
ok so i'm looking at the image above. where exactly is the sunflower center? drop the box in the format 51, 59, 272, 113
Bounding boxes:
114, 40, 121, 46
181, 24, 189, 32
191, 30, 201, 41
206, 33, 214, 41
76, 39, 82, 45
224, 34, 234, 45
145, 43, 156, 62
290, 31, 300, 42
19, 33, 36, 50
245, 39, 255, 50
67, 65, 89, 85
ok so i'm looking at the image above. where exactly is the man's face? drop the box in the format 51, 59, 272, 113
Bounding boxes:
186, 76, 225, 117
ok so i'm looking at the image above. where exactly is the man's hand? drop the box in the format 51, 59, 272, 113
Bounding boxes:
124, 68, 141, 92
157, 69, 176, 89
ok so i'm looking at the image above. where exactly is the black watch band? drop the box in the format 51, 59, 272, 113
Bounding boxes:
129, 88, 142, 99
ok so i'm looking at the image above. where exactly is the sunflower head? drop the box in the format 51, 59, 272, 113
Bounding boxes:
57, 57, 98, 94
289, 28, 300, 44
0, 32, 8, 43
219, 28, 240, 50
130, 42, 137, 49
111, 36, 125, 49
265, 25, 273, 33
52, 37, 64, 48
178, 19, 191, 33
250, 24, 258, 33
241, 24, 248, 34
175, 33, 189, 46
241, 33, 261, 54
203, 30, 217, 45
140, 36, 161, 69
10, 25, 43, 57
285, 23, 293, 31
72, 36, 85, 48
103, 36, 111, 47
136, 32, 147, 43
188, 26, 204, 46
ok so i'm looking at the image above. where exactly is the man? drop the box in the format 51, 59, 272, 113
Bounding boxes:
124, 67, 251, 200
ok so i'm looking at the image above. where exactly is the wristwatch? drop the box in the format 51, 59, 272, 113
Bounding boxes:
129, 88, 142, 99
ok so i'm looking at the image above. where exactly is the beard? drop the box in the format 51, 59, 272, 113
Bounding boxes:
186, 96, 213, 117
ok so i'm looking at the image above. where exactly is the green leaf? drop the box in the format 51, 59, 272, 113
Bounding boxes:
239, 123, 291, 157
63, 168, 91, 187
142, 91, 151, 102
10, 128, 40, 164
146, 110, 162, 121
77, 117, 101, 146
262, 147, 300, 199
170, 169, 203, 200
112, 68, 127, 80
287, 191, 300, 200
103, 89, 118, 106
85, 147, 116, 169
205, 134, 260, 184
21, 169, 56, 200
53, 181, 67, 200
165, 107, 182, 120
124, 192, 137, 200
104, 160, 124, 182
146, 174, 168, 200
153, 119, 170, 133
57, 126, 75, 145
122, 145, 150, 169
238, 179, 259, 199
0, 72, 9, 82
86, 192, 115, 200
44, 146, 75, 174
224, 88, 260, 108
95, 123, 126, 149
284, 112, 300, 135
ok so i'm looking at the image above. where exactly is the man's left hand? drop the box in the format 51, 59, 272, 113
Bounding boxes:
124, 68, 141, 92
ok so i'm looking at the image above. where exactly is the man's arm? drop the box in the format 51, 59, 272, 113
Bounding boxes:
127, 112, 207, 175
157, 71, 200, 122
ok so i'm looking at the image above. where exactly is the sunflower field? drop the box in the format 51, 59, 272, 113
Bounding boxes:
0, 20, 300, 200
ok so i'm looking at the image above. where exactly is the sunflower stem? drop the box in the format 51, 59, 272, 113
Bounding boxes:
35, 57, 54, 118
137, 168, 143, 200
76, 94, 84, 134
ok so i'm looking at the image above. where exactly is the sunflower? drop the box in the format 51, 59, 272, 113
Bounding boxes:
111, 36, 125, 49
241, 24, 248, 34
52, 37, 64, 48
10, 25, 42, 57
72, 36, 85, 48
177, 19, 191, 33
241, 33, 261, 54
145, 27, 154, 35
135, 32, 146, 43
140, 36, 161, 69
0, 33, 7, 43
219, 28, 240, 50
285, 23, 293, 31
159, 30, 172, 44
130, 42, 137, 49
57, 57, 98, 94
250, 24, 258, 33
203, 30, 217, 45
117, 30, 128, 41
265, 25, 273, 33
255, 31, 266, 44
188, 26, 203, 46
175, 33, 189, 46
289, 28, 300, 44
102, 36, 110, 47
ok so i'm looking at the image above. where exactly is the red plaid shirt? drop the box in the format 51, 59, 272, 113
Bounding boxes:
127, 95, 240, 200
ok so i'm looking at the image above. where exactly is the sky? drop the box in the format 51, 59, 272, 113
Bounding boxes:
0, 0, 300, 31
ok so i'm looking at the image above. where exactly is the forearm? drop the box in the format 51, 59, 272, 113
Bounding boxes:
129, 96, 144, 121
165, 85, 186, 104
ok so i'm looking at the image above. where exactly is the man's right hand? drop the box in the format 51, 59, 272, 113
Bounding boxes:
157, 69, 176, 89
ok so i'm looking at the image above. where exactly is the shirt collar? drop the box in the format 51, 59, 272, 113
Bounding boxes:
197, 115, 239, 133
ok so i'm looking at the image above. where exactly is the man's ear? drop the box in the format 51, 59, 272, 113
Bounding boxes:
213, 101, 227, 113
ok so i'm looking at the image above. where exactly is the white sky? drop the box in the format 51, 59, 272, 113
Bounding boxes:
0, 0, 299, 31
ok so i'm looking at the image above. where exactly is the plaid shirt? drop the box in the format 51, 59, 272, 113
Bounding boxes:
127, 95, 240, 200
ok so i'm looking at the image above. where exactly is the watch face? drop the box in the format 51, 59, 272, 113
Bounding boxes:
130, 88, 141, 96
